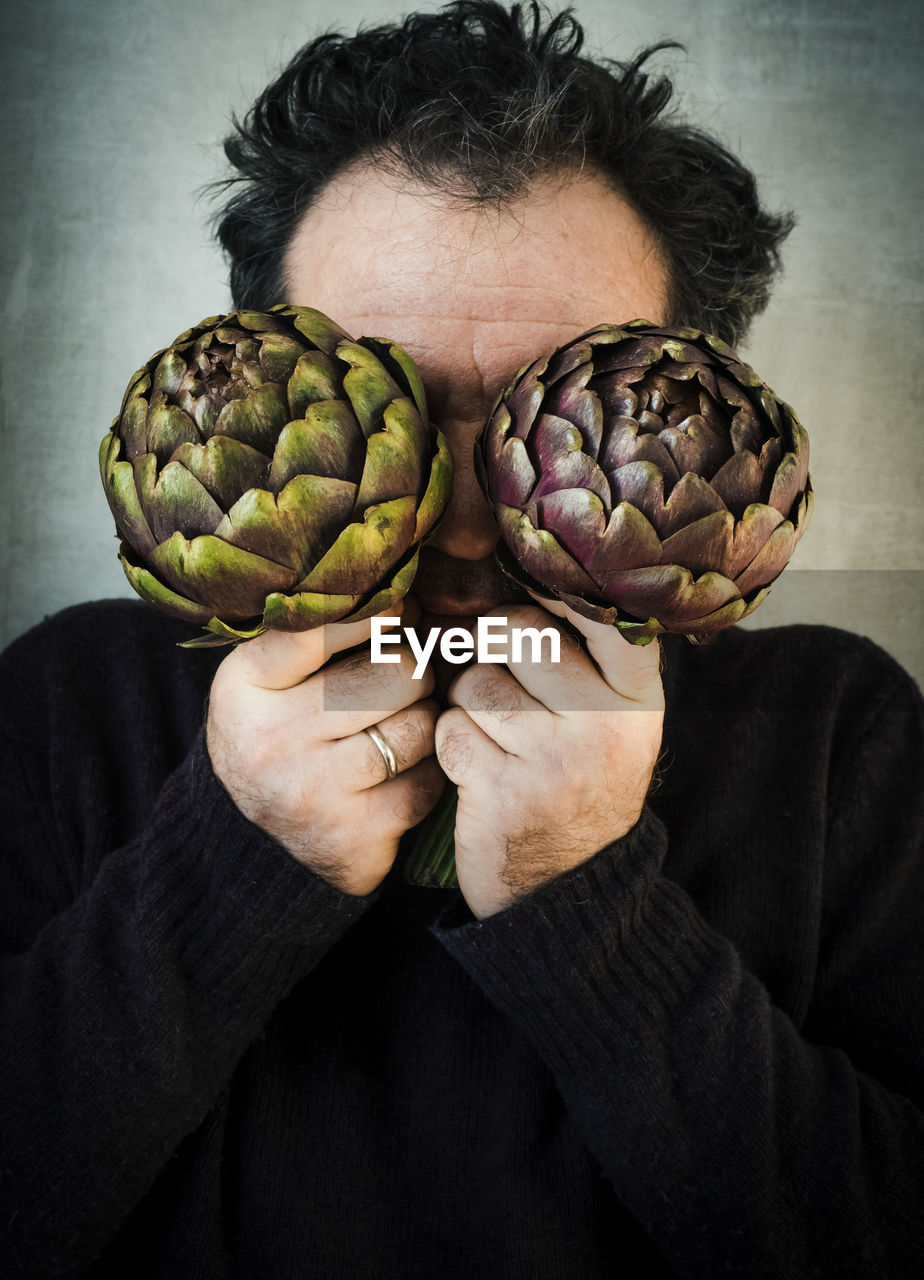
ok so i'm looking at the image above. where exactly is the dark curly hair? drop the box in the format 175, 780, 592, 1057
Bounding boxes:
215, 0, 793, 347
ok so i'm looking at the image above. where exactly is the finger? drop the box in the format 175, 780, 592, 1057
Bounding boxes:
359, 754, 448, 837
338, 698, 441, 789
526, 592, 662, 704
435, 706, 507, 783
315, 642, 436, 739
473, 604, 604, 715
226, 602, 406, 692
446, 662, 544, 757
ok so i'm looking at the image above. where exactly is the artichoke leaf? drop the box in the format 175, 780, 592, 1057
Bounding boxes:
118, 548, 213, 624
669, 595, 750, 637
237, 309, 287, 332
287, 351, 342, 419
137, 457, 225, 544
368, 339, 430, 423
212, 326, 249, 349
213, 474, 357, 574
295, 496, 417, 595
659, 340, 708, 366
792, 482, 815, 539
506, 363, 547, 438
413, 431, 453, 542
608, 460, 668, 532
496, 504, 602, 596
757, 386, 783, 432
659, 414, 732, 478
267, 401, 365, 492
482, 404, 538, 505
261, 590, 364, 630
170, 436, 270, 511
150, 531, 298, 618
552, 591, 663, 645
290, 307, 353, 354
179, 616, 268, 647
599, 420, 681, 487
767, 450, 807, 521
601, 565, 740, 627
338, 342, 404, 436
145, 396, 200, 465
708, 449, 764, 519
214, 382, 289, 455
530, 414, 610, 505
732, 520, 797, 597
537, 491, 662, 577
100, 438, 158, 558
488, 434, 537, 507
346, 552, 421, 622
660, 504, 785, 579
118, 392, 150, 462
591, 336, 664, 374
354, 398, 427, 514
544, 366, 603, 458
257, 333, 308, 382
153, 349, 187, 397
785, 413, 810, 462
543, 341, 594, 384
124, 365, 154, 401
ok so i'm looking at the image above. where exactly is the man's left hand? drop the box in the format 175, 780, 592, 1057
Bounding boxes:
435, 602, 665, 919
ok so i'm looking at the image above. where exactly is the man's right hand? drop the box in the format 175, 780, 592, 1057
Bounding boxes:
206, 603, 445, 896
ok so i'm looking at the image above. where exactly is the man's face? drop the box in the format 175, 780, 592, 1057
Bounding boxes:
283, 166, 668, 631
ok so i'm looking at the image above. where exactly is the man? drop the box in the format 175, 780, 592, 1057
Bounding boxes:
1, 3, 922, 1276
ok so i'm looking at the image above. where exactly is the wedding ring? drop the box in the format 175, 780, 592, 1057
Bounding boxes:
363, 723, 398, 782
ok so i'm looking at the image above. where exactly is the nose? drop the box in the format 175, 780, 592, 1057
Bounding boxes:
427, 415, 500, 561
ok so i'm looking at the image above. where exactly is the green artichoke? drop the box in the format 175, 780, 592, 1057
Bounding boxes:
475, 320, 813, 642
100, 305, 452, 645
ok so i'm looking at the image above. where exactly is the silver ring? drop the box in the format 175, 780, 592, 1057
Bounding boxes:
363, 724, 398, 782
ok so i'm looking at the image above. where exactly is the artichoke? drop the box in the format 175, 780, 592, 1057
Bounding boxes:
475, 320, 813, 643
100, 305, 451, 644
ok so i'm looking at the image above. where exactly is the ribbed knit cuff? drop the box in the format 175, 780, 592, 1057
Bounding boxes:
135, 729, 379, 1024
431, 807, 728, 1081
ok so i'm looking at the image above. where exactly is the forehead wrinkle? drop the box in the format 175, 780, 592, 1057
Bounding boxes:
285, 167, 669, 410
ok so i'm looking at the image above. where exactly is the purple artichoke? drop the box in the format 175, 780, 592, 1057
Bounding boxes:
100, 306, 451, 645
475, 320, 813, 643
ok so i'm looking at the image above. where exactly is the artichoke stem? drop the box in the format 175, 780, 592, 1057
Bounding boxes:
403, 783, 459, 888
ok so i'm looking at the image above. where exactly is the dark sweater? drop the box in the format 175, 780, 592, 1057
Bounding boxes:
0, 600, 922, 1279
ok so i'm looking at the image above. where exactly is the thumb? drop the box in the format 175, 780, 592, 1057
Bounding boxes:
224, 601, 405, 692
527, 591, 662, 703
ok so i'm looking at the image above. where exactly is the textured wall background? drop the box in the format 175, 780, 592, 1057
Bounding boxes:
1, 0, 922, 681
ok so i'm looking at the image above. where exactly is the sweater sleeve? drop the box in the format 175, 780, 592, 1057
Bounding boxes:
0, 610, 377, 1277
433, 669, 924, 1278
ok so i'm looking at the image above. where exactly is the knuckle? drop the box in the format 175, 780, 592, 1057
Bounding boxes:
323, 653, 387, 710
467, 670, 521, 720
503, 602, 552, 631
394, 764, 443, 826
388, 704, 434, 765
435, 716, 476, 776
557, 625, 583, 660
336, 647, 373, 680
396, 644, 426, 680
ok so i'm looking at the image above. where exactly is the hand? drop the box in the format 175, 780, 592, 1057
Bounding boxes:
206, 601, 446, 895
434, 601, 664, 918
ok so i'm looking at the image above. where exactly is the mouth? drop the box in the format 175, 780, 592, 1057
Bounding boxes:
410, 547, 531, 620
405, 548, 534, 701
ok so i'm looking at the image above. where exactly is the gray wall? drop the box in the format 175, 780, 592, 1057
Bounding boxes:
2, 0, 922, 683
